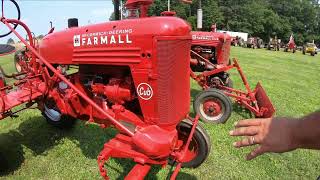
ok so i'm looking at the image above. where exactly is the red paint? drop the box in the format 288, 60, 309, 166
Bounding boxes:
203, 100, 221, 117
0, 0, 213, 179
188, 25, 275, 119
191, 31, 231, 66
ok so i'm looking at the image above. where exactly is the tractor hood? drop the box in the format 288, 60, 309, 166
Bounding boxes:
191, 31, 231, 47
39, 17, 191, 65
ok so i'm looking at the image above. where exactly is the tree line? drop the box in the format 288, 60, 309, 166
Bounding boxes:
148, 0, 320, 45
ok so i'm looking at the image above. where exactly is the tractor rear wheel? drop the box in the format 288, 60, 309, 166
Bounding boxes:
194, 89, 232, 124
311, 52, 315, 56
42, 99, 77, 129
173, 119, 211, 168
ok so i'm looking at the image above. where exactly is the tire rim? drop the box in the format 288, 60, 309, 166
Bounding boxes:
199, 97, 225, 122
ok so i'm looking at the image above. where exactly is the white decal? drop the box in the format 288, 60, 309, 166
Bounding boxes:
110, 35, 116, 44
192, 35, 219, 41
137, 83, 153, 100
73, 28, 133, 47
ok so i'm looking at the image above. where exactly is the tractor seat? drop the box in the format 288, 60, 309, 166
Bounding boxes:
0, 44, 15, 56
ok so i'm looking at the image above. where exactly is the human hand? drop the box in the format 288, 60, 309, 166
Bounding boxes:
230, 117, 299, 160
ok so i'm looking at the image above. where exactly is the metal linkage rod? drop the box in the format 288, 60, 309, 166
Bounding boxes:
2, 18, 135, 137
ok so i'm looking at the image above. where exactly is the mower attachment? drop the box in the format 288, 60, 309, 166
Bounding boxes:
254, 82, 275, 118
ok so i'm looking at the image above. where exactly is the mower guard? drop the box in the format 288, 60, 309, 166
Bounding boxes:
254, 82, 275, 118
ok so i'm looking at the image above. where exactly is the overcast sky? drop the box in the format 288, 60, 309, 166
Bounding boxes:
0, 1, 114, 43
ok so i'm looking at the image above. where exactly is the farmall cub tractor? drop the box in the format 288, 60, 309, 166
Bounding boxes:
190, 27, 275, 124
0, 0, 212, 179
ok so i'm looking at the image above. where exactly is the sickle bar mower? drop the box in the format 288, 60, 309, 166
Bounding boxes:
0, 0, 212, 179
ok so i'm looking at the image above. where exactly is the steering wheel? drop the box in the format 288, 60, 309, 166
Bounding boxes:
0, 0, 21, 38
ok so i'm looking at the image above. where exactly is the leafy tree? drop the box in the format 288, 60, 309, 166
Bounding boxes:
110, 0, 320, 45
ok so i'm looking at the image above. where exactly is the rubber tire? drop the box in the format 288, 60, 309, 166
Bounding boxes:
42, 101, 77, 129
311, 52, 315, 56
173, 119, 211, 168
194, 89, 232, 124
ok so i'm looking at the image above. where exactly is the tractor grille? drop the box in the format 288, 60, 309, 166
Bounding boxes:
156, 39, 191, 126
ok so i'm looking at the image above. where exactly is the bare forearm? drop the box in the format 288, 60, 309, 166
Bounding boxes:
292, 111, 320, 150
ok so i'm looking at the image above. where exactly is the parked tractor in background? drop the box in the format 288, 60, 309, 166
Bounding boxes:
231, 36, 245, 47
245, 37, 256, 49
303, 43, 318, 56
245, 37, 263, 49
190, 30, 274, 124
267, 36, 281, 51
284, 34, 296, 53
1, 0, 213, 179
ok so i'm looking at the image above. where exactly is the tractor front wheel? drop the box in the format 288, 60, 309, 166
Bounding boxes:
173, 119, 211, 168
311, 52, 315, 56
194, 89, 232, 124
42, 99, 77, 129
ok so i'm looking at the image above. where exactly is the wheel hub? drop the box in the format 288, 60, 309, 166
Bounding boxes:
203, 100, 221, 116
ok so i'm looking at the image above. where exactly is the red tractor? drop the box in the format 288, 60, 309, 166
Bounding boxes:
119, 0, 275, 124
0, 0, 211, 179
284, 34, 296, 53
190, 29, 275, 124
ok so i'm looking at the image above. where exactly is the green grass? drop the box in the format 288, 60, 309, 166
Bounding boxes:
0, 47, 320, 179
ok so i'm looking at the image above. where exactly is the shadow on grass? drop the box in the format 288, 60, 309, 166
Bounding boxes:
0, 115, 197, 179
0, 115, 116, 176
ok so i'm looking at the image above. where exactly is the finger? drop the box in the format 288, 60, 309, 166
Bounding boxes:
230, 127, 259, 136
234, 119, 262, 128
233, 136, 259, 148
246, 146, 266, 160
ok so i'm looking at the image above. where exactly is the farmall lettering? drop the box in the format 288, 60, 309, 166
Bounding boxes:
73, 29, 133, 47
192, 35, 219, 41
137, 83, 153, 100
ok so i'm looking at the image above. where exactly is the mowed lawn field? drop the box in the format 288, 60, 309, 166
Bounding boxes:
0, 47, 319, 179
